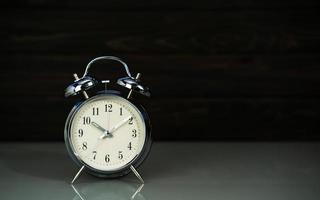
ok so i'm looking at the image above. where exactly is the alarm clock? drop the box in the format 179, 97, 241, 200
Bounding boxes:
64, 56, 152, 181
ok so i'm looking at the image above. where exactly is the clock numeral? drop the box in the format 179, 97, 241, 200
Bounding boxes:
92, 151, 97, 160
105, 104, 112, 112
82, 142, 87, 150
83, 117, 91, 125
105, 154, 110, 163
128, 117, 133, 125
132, 129, 137, 138
78, 129, 83, 137
118, 151, 123, 159
128, 142, 132, 150
120, 107, 123, 116
92, 107, 99, 116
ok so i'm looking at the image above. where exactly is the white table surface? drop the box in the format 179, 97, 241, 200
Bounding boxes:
0, 142, 319, 200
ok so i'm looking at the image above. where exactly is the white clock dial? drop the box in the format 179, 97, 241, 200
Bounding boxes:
69, 95, 146, 171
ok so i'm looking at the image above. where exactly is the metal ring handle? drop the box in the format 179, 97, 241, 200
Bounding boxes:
82, 56, 133, 78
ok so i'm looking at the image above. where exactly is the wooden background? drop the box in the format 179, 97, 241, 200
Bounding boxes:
1, 0, 320, 141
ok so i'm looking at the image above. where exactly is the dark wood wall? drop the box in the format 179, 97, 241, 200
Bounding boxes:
1, 0, 320, 141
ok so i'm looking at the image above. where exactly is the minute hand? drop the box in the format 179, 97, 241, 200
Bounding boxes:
109, 116, 132, 134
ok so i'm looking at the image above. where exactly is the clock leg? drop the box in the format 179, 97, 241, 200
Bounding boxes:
71, 165, 85, 184
130, 165, 144, 184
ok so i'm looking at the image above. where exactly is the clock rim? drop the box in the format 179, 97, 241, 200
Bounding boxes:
64, 92, 152, 178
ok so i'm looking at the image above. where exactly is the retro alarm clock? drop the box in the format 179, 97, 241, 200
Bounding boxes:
64, 56, 152, 183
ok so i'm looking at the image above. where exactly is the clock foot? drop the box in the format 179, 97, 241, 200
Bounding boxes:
71, 165, 85, 184
130, 165, 144, 184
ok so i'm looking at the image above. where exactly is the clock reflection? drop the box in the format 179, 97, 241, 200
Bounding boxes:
71, 180, 145, 200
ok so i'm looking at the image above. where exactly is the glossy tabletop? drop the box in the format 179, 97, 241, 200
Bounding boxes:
0, 142, 319, 200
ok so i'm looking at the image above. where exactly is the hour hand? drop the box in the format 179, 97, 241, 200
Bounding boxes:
91, 122, 109, 136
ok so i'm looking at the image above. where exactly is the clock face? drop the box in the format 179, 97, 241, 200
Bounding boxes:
68, 94, 146, 172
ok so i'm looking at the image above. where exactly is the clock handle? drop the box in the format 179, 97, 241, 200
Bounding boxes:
82, 56, 133, 78
79, 56, 151, 98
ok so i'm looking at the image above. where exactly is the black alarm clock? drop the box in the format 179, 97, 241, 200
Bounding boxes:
64, 56, 152, 182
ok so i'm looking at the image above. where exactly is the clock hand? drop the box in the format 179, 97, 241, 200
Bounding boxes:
100, 115, 132, 138
109, 116, 132, 134
91, 121, 110, 135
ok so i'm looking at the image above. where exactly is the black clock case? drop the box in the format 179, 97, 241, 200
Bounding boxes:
64, 90, 152, 178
